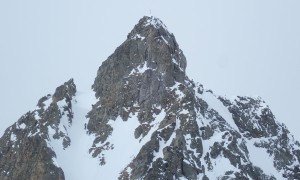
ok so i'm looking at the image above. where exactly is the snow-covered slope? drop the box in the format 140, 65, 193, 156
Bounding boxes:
0, 16, 299, 180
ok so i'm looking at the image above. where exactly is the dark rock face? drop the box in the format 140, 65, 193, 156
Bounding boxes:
0, 79, 76, 180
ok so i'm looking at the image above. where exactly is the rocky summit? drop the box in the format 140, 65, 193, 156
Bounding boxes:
0, 16, 299, 180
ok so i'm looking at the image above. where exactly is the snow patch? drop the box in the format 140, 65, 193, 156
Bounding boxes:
52, 157, 60, 167
129, 63, 151, 76
46, 91, 101, 180
132, 34, 145, 40
172, 58, 179, 65
17, 123, 26, 129
169, 82, 185, 99
247, 138, 282, 179
144, 16, 169, 31
208, 155, 238, 179
201, 130, 241, 178
172, 57, 184, 71
153, 116, 179, 162
160, 36, 169, 45
180, 109, 189, 115
138, 63, 149, 73
199, 91, 240, 132
34, 111, 41, 120
43, 97, 52, 110
98, 114, 146, 179
10, 133, 17, 142
140, 107, 166, 144
28, 129, 40, 137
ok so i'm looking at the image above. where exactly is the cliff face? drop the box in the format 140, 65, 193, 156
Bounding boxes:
0, 16, 299, 180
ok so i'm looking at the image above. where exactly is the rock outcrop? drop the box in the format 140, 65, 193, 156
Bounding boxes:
0, 79, 76, 180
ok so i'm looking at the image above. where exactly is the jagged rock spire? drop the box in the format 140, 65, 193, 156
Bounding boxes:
92, 16, 187, 98
87, 16, 192, 174
87, 16, 191, 152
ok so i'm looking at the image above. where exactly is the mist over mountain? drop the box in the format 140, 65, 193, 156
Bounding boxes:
0, 16, 299, 180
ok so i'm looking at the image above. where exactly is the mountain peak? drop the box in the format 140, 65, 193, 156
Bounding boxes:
127, 16, 176, 50
1, 16, 300, 180
93, 16, 187, 98
140, 16, 169, 31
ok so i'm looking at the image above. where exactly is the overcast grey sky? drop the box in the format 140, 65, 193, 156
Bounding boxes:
1, 1, 300, 139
